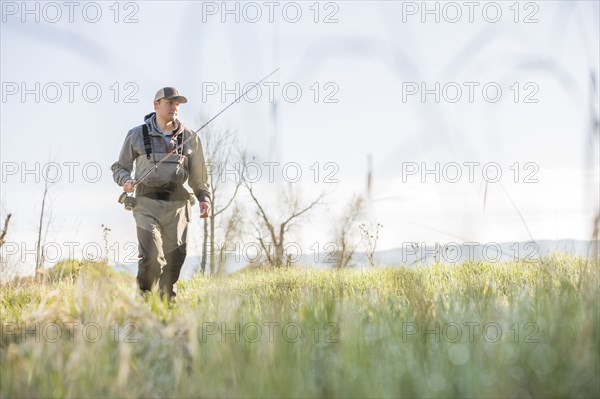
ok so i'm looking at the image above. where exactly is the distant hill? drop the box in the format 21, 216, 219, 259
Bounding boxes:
111, 239, 599, 279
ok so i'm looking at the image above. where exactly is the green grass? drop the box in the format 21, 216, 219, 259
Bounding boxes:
1, 254, 598, 398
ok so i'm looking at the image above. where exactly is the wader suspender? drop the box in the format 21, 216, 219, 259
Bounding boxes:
142, 124, 152, 159
142, 124, 183, 159
177, 131, 183, 155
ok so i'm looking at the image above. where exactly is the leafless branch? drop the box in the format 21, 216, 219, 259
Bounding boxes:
0, 213, 11, 248
244, 179, 328, 267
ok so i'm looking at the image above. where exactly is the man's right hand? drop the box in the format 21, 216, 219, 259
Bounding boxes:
123, 179, 137, 193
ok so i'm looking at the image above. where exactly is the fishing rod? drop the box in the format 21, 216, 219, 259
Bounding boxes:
118, 68, 280, 209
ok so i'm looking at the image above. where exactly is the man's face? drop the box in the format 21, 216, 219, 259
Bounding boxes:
154, 98, 180, 122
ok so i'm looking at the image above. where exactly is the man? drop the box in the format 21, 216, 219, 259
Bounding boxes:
111, 87, 211, 301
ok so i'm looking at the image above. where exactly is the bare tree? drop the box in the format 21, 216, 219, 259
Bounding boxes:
195, 118, 244, 275
0, 211, 16, 284
0, 213, 11, 249
200, 215, 208, 275
331, 194, 364, 269
244, 174, 328, 268
216, 202, 245, 275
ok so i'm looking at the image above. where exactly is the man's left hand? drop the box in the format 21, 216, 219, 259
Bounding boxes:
199, 201, 211, 218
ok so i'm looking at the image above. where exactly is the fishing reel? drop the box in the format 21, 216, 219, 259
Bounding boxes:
118, 192, 136, 211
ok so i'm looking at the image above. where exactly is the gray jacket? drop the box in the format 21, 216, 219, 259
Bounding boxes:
111, 112, 211, 203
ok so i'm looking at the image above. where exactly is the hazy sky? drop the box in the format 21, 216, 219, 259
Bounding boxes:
1, 0, 599, 274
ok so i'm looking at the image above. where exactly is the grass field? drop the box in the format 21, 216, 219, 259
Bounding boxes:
1, 254, 598, 398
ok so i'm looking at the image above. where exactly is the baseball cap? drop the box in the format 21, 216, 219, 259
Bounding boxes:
154, 87, 188, 103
